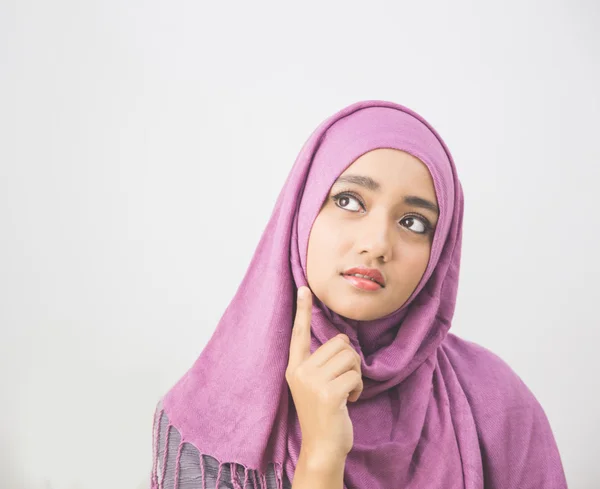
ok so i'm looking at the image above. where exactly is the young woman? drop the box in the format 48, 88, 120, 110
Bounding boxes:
150, 100, 568, 489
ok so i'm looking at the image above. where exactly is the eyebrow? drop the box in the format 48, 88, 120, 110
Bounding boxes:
333, 174, 440, 216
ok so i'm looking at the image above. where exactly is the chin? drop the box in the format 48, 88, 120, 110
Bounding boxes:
343, 310, 379, 321
311, 278, 398, 321
328, 288, 407, 322
327, 296, 384, 322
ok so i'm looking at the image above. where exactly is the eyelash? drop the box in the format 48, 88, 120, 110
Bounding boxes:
330, 190, 434, 235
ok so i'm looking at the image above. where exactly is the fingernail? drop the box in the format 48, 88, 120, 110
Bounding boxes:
298, 287, 306, 300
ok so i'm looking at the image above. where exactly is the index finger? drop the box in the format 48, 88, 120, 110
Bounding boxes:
288, 286, 312, 370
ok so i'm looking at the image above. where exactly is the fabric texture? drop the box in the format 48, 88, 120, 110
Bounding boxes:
153, 401, 292, 489
151, 100, 568, 489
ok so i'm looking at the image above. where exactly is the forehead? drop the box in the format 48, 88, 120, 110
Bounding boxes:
344, 148, 429, 172
338, 149, 436, 197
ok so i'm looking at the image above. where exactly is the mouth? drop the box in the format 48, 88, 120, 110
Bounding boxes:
341, 273, 384, 291
341, 266, 386, 289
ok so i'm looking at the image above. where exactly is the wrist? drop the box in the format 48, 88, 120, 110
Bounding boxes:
298, 445, 347, 474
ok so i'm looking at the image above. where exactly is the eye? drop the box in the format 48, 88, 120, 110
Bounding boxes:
331, 191, 433, 236
400, 215, 431, 235
331, 192, 364, 212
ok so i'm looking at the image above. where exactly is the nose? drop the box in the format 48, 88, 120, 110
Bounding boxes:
356, 211, 393, 263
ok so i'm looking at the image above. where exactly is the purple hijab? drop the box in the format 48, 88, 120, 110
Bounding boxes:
154, 100, 568, 488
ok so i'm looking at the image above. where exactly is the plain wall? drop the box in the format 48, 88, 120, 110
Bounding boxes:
1, 1, 599, 488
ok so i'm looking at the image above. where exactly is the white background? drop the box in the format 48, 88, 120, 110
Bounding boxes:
1, 1, 599, 488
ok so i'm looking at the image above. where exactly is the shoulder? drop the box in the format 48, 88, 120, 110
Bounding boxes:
440, 333, 568, 489
441, 332, 535, 415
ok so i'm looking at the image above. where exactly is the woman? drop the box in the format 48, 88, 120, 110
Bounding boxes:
150, 100, 568, 489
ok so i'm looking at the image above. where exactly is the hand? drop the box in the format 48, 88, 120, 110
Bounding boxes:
286, 286, 364, 463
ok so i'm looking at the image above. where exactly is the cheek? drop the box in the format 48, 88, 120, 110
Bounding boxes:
392, 243, 432, 282
306, 217, 325, 277
307, 215, 348, 272
410, 246, 432, 279
307, 219, 331, 265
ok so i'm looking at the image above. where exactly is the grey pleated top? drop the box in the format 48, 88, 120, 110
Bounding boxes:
152, 401, 293, 489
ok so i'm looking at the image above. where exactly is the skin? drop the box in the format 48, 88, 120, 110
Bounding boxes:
306, 148, 439, 321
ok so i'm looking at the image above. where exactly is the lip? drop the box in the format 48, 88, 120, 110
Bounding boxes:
341, 266, 386, 288
342, 274, 383, 291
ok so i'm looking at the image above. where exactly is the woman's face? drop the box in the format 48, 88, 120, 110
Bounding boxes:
306, 148, 439, 321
